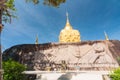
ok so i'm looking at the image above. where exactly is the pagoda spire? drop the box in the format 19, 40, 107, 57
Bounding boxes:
35, 34, 39, 44
64, 12, 73, 30
66, 12, 69, 24
104, 31, 109, 40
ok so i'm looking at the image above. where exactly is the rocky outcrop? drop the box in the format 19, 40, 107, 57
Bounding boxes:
3, 40, 120, 71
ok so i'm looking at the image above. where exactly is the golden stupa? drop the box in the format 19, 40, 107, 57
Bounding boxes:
59, 13, 81, 43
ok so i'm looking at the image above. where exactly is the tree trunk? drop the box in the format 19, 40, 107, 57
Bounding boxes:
0, 9, 3, 80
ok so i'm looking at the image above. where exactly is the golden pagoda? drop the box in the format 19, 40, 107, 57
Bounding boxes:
59, 13, 81, 43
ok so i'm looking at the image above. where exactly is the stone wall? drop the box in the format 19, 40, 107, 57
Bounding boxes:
3, 40, 120, 71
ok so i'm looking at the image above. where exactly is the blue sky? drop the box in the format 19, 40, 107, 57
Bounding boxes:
2, 0, 120, 50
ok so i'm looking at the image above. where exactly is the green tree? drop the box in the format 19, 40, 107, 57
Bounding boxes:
26, 0, 66, 7
110, 67, 120, 80
2, 59, 26, 80
1, 0, 66, 23
0, 1, 16, 80
0, 0, 16, 23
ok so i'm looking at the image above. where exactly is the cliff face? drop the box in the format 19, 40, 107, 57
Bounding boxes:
3, 40, 120, 71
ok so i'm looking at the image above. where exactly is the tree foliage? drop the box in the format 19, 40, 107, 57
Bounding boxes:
0, 0, 66, 23
2, 59, 26, 80
110, 67, 120, 80
26, 0, 66, 7
0, 0, 16, 23
43, 0, 66, 7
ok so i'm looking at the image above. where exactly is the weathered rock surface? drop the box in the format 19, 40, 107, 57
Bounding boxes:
3, 40, 120, 71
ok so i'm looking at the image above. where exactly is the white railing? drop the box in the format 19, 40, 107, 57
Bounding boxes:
23, 70, 111, 75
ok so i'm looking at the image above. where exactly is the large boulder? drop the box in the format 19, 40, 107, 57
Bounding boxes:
3, 40, 120, 71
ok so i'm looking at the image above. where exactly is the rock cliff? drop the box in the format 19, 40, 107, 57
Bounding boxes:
3, 40, 120, 71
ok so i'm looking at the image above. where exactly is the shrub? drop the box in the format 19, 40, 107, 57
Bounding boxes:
110, 67, 120, 80
3, 59, 26, 80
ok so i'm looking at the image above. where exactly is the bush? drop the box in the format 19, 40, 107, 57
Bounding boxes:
110, 67, 120, 80
3, 59, 26, 80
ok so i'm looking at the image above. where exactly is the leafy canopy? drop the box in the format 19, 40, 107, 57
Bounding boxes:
110, 67, 120, 80
0, 0, 66, 23
1, 0, 16, 23
26, 0, 66, 6
2, 59, 26, 80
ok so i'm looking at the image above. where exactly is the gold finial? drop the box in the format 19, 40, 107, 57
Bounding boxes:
65, 12, 72, 30
66, 12, 69, 23
35, 34, 39, 44
104, 31, 109, 40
